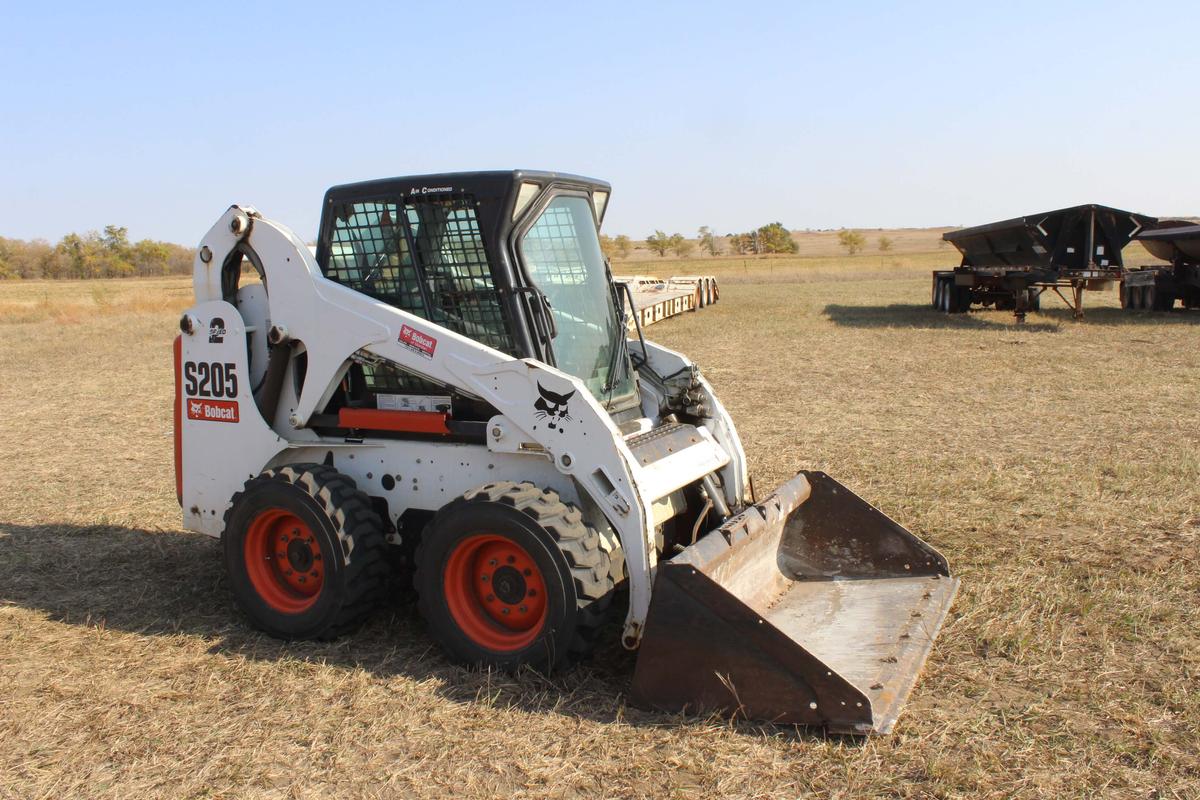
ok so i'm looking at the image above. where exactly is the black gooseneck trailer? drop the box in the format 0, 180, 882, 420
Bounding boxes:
933, 204, 1157, 321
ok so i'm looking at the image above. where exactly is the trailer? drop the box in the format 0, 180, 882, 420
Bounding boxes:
614, 274, 719, 329
934, 204, 1156, 321
1120, 222, 1200, 311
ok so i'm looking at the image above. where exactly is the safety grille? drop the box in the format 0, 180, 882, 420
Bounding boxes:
321, 194, 517, 393
404, 196, 515, 354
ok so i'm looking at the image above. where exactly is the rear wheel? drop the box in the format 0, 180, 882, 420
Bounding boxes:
416, 482, 614, 671
223, 464, 388, 640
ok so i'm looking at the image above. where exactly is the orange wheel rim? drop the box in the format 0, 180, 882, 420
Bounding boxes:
443, 534, 548, 652
244, 508, 324, 613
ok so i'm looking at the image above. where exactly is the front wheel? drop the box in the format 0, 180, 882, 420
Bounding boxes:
416, 482, 614, 671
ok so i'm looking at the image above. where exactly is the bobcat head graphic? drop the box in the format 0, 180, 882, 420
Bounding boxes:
534, 382, 575, 432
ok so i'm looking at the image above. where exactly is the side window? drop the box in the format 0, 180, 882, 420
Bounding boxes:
324, 200, 424, 314
405, 196, 515, 354
320, 194, 517, 395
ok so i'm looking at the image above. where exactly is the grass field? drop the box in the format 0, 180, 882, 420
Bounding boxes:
1, 254, 1198, 798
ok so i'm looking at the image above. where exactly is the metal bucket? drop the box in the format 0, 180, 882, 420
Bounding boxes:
631, 471, 959, 735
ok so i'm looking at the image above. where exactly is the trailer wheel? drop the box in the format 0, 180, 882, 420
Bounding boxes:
415, 481, 614, 671
1026, 289, 1040, 311
223, 464, 388, 640
1120, 283, 1131, 310
936, 278, 950, 312
931, 277, 940, 309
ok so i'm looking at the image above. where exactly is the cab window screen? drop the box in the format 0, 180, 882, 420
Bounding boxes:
321, 195, 516, 358
325, 201, 424, 314
321, 195, 518, 396
404, 196, 514, 354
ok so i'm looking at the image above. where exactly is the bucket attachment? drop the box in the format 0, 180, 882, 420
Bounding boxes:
631, 471, 958, 735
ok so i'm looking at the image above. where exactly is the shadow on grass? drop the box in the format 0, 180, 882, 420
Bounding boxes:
824, 303, 1200, 330
823, 303, 1059, 332
0, 521, 842, 743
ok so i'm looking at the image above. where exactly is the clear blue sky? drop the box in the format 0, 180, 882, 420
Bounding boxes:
2, 1, 1198, 245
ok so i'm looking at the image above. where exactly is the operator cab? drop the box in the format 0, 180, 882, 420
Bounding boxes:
313, 171, 637, 423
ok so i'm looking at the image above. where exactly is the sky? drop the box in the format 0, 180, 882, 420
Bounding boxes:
2, 1, 1198, 245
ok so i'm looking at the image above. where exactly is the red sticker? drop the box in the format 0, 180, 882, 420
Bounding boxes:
187, 398, 240, 423
398, 324, 437, 359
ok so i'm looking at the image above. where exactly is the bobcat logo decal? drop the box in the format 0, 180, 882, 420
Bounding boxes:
534, 383, 575, 432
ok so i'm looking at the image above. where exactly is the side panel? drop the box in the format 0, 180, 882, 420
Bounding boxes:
179, 300, 288, 536
266, 441, 584, 531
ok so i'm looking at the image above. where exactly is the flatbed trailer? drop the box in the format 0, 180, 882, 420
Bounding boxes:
934, 204, 1156, 321
1120, 222, 1200, 311
614, 274, 719, 329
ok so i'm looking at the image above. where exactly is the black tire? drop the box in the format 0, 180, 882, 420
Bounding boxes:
931, 277, 940, 309
223, 464, 388, 640
1120, 283, 1132, 310
1026, 289, 1040, 311
415, 481, 614, 671
1155, 289, 1175, 312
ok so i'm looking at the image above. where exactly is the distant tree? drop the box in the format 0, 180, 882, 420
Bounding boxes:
671, 234, 694, 258
646, 230, 672, 257
698, 226, 721, 256
613, 234, 632, 258
599, 234, 615, 258
132, 239, 174, 275
755, 222, 798, 254
837, 230, 866, 255
727, 233, 755, 255
878, 235, 894, 253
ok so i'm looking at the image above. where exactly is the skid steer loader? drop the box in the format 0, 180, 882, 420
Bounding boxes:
175, 171, 958, 734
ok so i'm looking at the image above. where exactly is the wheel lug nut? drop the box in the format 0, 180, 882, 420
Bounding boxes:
528, 589, 537, 597
292, 528, 300, 535
519, 605, 527, 613
286, 569, 294, 575
480, 574, 489, 582
489, 559, 498, 566
311, 571, 319, 577
298, 576, 306, 583
501, 608, 509, 615
507, 555, 515, 564
486, 594, 495, 602
523, 568, 531, 576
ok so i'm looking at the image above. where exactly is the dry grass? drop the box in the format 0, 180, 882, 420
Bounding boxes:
1, 263, 1198, 799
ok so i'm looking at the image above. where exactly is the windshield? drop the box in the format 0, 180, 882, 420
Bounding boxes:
520, 195, 636, 404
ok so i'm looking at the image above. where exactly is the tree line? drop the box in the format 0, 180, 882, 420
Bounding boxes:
0, 226, 193, 279
600, 222, 802, 260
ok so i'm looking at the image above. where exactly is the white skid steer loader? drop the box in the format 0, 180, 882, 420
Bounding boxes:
175, 171, 958, 734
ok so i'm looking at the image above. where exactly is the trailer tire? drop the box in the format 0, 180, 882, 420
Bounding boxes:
1026, 289, 1040, 311
415, 481, 613, 672
931, 277, 940, 309
223, 464, 389, 640
1120, 283, 1132, 310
